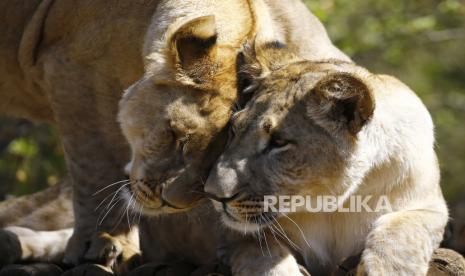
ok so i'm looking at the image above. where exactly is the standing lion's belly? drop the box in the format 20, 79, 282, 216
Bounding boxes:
0, 0, 53, 121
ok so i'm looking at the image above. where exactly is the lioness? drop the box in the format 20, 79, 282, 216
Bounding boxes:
0, 0, 349, 272
205, 45, 449, 275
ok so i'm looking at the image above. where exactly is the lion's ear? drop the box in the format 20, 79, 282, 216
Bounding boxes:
167, 15, 218, 85
237, 40, 298, 101
308, 73, 375, 136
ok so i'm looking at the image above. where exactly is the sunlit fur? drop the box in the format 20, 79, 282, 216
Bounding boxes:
118, 0, 349, 216
116, 0, 260, 217
117, 1, 351, 274
0, 0, 350, 273
206, 50, 448, 275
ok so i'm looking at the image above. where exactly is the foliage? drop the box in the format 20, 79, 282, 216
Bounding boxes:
304, 0, 465, 208
0, 119, 65, 200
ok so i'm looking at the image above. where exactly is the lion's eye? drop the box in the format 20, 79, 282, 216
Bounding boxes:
265, 134, 291, 154
269, 137, 289, 148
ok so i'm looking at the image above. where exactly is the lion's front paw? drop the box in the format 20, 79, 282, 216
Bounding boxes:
0, 229, 22, 268
64, 231, 140, 273
355, 254, 385, 276
234, 254, 307, 276
84, 232, 126, 267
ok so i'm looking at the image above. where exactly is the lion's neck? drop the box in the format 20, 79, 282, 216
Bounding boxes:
274, 212, 371, 274
277, 75, 440, 274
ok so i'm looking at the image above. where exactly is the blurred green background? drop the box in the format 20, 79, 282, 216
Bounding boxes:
0, 0, 464, 218
303, 0, 465, 220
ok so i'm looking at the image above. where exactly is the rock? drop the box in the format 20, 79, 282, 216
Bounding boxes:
61, 264, 113, 276
0, 229, 21, 268
428, 248, 465, 276
127, 261, 196, 276
190, 262, 231, 276
331, 248, 465, 276
0, 263, 62, 276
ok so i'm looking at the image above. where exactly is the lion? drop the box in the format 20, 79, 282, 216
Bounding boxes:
204, 43, 449, 275
0, 0, 350, 273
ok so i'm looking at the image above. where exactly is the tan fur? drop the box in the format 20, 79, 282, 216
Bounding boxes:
119, 0, 349, 274
205, 45, 448, 275
1, 0, 349, 273
0, 179, 73, 231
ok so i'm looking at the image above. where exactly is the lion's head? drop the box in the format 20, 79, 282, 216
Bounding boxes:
118, 16, 239, 215
204, 44, 376, 232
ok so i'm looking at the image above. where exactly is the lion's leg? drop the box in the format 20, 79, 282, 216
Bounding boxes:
228, 237, 309, 276
0, 226, 72, 266
38, 56, 140, 269
357, 208, 448, 276
0, 179, 74, 268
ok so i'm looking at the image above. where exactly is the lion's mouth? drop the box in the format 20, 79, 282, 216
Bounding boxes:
160, 197, 184, 210
222, 203, 240, 222
135, 198, 189, 216
220, 203, 278, 233
123, 185, 190, 216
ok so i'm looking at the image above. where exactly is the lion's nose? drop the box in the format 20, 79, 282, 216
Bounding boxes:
205, 162, 240, 199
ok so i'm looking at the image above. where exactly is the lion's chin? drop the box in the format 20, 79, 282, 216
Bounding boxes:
220, 213, 264, 234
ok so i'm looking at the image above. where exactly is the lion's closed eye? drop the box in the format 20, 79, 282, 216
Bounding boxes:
264, 134, 293, 154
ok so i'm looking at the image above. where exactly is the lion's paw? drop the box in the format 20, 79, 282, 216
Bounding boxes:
234, 254, 307, 276
64, 231, 140, 273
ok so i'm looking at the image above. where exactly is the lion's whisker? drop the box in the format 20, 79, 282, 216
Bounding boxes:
94, 186, 126, 212
94, 194, 112, 212
281, 213, 311, 249
105, 183, 130, 211
254, 217, 265, 257
267, 223, 287, 252
98, 196, 123, 226
131, 198, 140, 226
95, 183, 129, 226
111, 202, 128, 233
271, 216, 301, 251
264, 214, 299, 252
103, 187, 131, 231
92, 179, 130, 197
137, 203, 143, 225
125, 193, 134, 232
269, 222, 299, 251
259, 215, 272, 257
